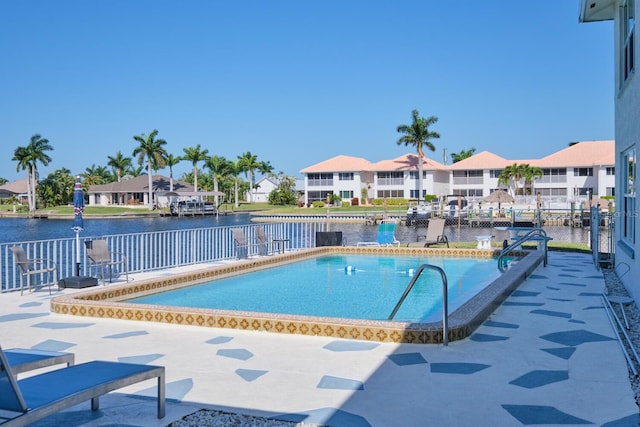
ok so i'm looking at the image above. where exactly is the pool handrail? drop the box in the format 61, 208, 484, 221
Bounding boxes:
498, 228, 551, 272
388, 264, 449, 346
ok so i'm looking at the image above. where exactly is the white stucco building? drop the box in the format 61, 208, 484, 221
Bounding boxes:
580, 0, 638, 301
300, 140, 614, 208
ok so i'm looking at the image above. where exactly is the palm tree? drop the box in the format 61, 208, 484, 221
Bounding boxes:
132, 130, 168, 210
451, 147, 476, 163
182, 145, 209, 193
396, 110, 440, 201
238, 152, 261, 203
12, 134, 54, 211
37, 168, 74, 208
204, 155, 231, 206
82, 165, 111, 187
164, 153, 182, 192
12, 146, 33, 210
229, 160, 245, 208
107, 151, 132, 182
498, 163, 527, 197
522, 165, 543, 199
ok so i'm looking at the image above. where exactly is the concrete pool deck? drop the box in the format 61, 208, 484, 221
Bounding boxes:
0, 251, 638, 426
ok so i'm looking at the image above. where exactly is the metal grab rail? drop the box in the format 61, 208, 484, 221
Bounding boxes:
388, 264, 449, 346
498, 228, 550, 272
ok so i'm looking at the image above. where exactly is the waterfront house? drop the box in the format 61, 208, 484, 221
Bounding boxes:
248, 176, 278, 203
0, 179, 28, 203
300, 140, 614, 208
87, 175, 194, 206
580, 0, 639, 301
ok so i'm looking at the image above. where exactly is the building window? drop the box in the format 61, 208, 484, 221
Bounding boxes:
452, 170, 483, 185
377, 172, 404, 185
606, 187, 615, 196
539, 168, 567, 183
621, 0, 635, 85
338, 173, 354, 181
409, 190, 426, 199
453, 189, 483, 197
622, 147, 636, 244
377, 189, 404, 198
576, 187, 594, 196
339, 190, 353, 199
537, 188, 568, 197
307, 173, 333, 186
307, 190, 332, 202
607, 167, 615, 175
489, 169, 503, 178
573, 168, 594, 176
409, 171, 426, 179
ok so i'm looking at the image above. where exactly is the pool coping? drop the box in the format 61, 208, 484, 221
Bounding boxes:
50, 247, 543, 344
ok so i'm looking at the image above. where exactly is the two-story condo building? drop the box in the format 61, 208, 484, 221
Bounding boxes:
580, 0, 638, 301
301, 140, 614, 208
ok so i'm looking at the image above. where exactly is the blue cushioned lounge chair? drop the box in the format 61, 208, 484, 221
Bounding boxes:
357, 221, 401, 247
0, 345, 165, 426
4, 348, 74, 376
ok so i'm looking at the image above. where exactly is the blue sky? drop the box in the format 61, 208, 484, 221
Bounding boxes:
0, 1, 613, 183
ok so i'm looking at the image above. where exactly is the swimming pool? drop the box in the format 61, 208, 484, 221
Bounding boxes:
51, 246, 543, 344
127, 255, 501, 323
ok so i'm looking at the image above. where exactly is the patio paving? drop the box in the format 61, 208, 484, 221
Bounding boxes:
0, 251, 638, 426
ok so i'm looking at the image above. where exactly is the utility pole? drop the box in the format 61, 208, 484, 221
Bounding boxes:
442, 148, 447, 165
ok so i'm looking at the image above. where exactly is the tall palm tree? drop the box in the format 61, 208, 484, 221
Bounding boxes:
107, 151, 132, 182
164, 153, 182, 192
132, 130, 168, 210
204, 155, 231, 206
396, 110, 440, 201
12, 134, 54, 211
229, 160, 245, 208
12, 146, 33, 210
182, 145, 209, 193
238, 152, 260, 202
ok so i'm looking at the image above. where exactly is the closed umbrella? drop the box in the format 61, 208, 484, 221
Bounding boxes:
71, 176, 84, 276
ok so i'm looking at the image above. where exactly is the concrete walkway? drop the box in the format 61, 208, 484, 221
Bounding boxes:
0, 251, 638, 426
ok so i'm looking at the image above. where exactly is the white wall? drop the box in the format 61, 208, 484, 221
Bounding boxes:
613, 0, 640, 302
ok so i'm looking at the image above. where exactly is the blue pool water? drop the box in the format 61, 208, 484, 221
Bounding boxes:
129, 255, 502, 323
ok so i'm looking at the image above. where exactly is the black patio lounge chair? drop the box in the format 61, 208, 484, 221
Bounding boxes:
0, 344, 165, 426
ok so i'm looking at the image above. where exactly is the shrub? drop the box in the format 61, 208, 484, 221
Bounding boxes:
312, 201, 325, 208
351, 197, 359, 206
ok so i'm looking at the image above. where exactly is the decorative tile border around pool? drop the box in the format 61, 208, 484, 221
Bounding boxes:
51, 247, 543, 344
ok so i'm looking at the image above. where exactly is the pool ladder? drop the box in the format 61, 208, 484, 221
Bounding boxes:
388, 264, 449, 346
497, 228, 551, 272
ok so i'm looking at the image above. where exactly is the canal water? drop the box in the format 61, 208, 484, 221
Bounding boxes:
0, 214, 592, 246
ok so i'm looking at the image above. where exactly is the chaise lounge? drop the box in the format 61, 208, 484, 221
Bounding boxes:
0, 345, 165, 426
4, 348, 75, 377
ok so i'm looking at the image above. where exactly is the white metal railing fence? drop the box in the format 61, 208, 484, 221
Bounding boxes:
1, 222, 327, 293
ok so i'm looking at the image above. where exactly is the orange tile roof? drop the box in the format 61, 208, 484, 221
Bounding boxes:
300, 155, 373, 173
299, 140, 614, 175
372, 153, 446, 171
447, 151, 511, 170
529, 140, 614, 167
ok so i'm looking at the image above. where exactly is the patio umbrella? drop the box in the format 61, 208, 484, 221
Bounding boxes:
71, 176, 85, 276
583, 198, 610, 210
483, 189, 514, 210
